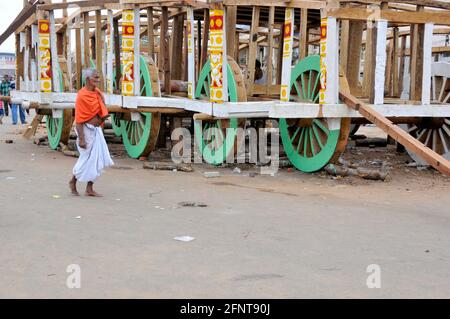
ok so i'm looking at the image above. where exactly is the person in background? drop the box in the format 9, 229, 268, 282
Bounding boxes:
0, 75, 11, 116
69, 68, 114, 197
9, 81, 27, 125
0, 99, 3, 124
254, 59, 267, 85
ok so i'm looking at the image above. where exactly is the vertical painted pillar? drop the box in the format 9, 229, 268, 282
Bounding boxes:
187, 7, 195, 99
31, 24, 38, 92
66, 18, 73, 91
106, 10, 114, 94
374, 20, 388, 105
421, 23, 434, 105
280, 8, 294, 102
121, 8, 140, 97
209, 8, 227, 103
319, 16, 338, 105
38, 19, 52, 93
20, 32, 28, 91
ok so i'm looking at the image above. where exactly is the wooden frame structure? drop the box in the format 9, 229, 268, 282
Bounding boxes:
1, 0, 450, 176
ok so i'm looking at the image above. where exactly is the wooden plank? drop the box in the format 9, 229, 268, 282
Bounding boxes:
267, 6, 275, 91
363, 23, 374, 99
328, 7, 450, 25
339, 90, 450, 178
170, 14, 184, 80
392, 27, 400, 97
161, 6, 171, 94
385, 39, 393, 95
346, 21, 363, 92
95, 10, 104, 90
410, 6, 425, 101
340, 19, 349, 73
113, 17, 121, 92
83, 12, 90, 68
15, 33, 24, 91
300, 8, 308, 60
246, 6, 260, 96
147, 8, 154, 59
199, 9, 209, 77
398, 35, 406, 97
37, 0, 120, 11
75, 17, 82, 90
223, 0, 325, 10
226, 6, 237, 61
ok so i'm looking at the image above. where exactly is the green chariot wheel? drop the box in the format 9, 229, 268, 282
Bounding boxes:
47, 65, 73, 150
119, 55, 161, 158
193, 57, 246, 165
279, 55, 349, 172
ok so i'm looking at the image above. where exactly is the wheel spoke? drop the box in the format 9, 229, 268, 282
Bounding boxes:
312, 124, 324, 149
293, 81, 302, 98
303, 128, 309, 157
290, 127, 300, 143
296, 127, 305, 153
309, 128, 316, 156
300, 73, 307, 100
307, 70, 313, 100
313, 119, 329, 135
438, 128, 449, 153
311, 70, 320, 99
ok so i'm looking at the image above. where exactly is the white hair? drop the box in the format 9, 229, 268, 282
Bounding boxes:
82, 68, 98, 81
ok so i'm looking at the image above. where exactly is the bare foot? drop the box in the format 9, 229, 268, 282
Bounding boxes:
69, 180, 79, 196
85, 190, 103, 197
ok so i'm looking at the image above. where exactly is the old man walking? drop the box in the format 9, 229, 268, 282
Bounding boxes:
69, 68, 114, 196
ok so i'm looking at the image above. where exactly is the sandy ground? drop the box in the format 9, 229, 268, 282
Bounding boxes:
0, 114, 449, 298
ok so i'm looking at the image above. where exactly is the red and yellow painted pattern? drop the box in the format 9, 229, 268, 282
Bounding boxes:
121, 10, 135, 96
319, 18, 327, 105
38, 19, 52, 93
209, 9, 225, 103
280, 8, 294, 102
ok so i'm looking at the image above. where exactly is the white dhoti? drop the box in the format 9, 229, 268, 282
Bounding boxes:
73, 123, 114, 182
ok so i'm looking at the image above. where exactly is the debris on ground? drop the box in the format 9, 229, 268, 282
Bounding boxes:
34, 136, 48, 146
59, 142, 79, 158
355, 137, 387, 148
232, 167, 242, 174
202, 171, 220, 178
177, 201, 208, 208
143, 161, 193, 172
324, 163, 390, 181
5, 139, 13, 144
52, 195, 61, 199
279, 158, 293, 168
173, 236, 195, 242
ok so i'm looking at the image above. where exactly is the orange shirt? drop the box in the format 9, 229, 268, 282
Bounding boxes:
75, 87, 109, 124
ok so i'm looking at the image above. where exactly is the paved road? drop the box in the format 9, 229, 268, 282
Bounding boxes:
0, 118, 449, 298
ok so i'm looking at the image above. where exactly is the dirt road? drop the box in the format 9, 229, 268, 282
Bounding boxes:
0, 117, 449, 298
